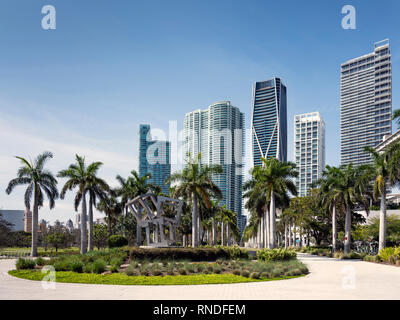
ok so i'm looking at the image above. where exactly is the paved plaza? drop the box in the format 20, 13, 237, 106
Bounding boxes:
1, 253, 399, 300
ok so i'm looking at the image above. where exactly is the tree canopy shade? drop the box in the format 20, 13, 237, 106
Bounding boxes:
6, 151, 59, 257
166, 153, 223, 247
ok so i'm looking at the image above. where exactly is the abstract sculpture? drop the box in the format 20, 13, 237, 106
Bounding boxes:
125, 191, 183, 247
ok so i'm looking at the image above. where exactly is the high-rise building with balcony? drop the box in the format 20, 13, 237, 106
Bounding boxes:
340, 39, 392, 166
139, 124, 171, 195
183, 101, 245, 231
251, 77, 287, 166
294, 112, 325, 197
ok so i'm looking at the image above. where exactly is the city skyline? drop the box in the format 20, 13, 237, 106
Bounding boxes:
1, 1, 399, 223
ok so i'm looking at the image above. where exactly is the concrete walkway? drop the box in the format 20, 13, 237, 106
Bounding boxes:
1, 253, 399, 300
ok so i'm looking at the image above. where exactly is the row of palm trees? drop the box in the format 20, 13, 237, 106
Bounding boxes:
6, 151, 239, 256
6, 152, 161, 256
243, 140, 400, 254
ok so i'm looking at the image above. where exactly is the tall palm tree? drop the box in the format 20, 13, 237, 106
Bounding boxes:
58, 154, 103, 254
316, 165, 344, 252
329, 163, 371, 254
245, 157, 297, 249
115, 170, 157, 246
97, 194, 122, 237
166, 153, 223, 247
85, 164, 110, 251
6, 151, 58, 257
364, 143, 400, 251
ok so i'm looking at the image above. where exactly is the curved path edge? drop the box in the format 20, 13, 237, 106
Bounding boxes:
1, 253, 400, 300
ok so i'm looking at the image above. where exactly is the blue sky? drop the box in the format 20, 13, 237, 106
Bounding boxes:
1, 0, 399, 223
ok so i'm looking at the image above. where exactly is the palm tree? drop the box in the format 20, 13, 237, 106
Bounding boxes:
115, 170, 157, 246
97, 194, 122, 237
86, 164, 110, 251
166, 153, 223, 247
6, 151, 58, 257
364, 143, 400, 251
58, 154, 104, 254
329, 164, 371, 254
316, 165, 344, 252
245, 157, 297, 249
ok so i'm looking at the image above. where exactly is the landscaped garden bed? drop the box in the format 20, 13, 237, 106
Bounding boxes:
8, 247, 309, 285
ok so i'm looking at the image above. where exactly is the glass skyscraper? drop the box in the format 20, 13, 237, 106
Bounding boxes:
340, 39, 392, 166
294, 112, 325, 197
251, 77, 287, 166
139, 124, 171, 195
183, 101, 245, 233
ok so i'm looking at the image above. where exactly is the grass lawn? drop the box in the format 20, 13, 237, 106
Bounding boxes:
8, 269, 304, 285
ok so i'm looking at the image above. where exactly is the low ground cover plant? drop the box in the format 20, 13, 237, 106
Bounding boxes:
11, 247, 308, 284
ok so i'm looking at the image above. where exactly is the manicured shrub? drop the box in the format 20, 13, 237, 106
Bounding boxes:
92, 259, 106, 274
152, 269, 162, 276
83, 263, 93, 273
257, 248, 296, 262
333, 252, 344, 259
232, 269, 241, 276
250, 272, 260, 279
16, 258, 36, 270
70, 261, 84, 273
35, 257, 46, 266
261, 272, 270, 278
379, 247, 400, 262
388, 255, 397, 265
178, 268, 187, 275
108, 235, 128, 248
240, 270, 250, 278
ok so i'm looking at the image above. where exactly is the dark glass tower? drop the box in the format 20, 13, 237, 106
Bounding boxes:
138, 124, 171, 195
251, 78, 287, 166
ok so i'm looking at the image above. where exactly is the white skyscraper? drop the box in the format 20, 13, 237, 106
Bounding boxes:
294, 112, 325, 197
183, 101, 245, 230
340, 39, 392, 165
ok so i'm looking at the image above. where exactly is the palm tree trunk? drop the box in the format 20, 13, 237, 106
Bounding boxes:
288, 223, 292, 247
212, 215, 217, 245
379, 187, 387, 251
192, 193, 198, 247
269, 191, 276, 248
81, 191, 88, 255
332, 202, 337, 252
88, 194, 94, 251
226, 223, 230, 246
265, 206, 271, 248
344, 206, 351, 254
284, 223, 288, 248
31, 186, 39, 257
221, 221, 225, 246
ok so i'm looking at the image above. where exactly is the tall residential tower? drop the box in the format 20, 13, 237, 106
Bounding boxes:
183, 101, 245, 233
139, 124, 171, 195
340, 39, 392, 166
251, 78, 287, 166
294, 112, 325, 197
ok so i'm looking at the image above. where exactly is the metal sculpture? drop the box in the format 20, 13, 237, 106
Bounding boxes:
125, 191, 183, 247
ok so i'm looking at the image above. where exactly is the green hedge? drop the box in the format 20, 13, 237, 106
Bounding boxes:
129, 247, 250, 262
108, 235, 128, 248
257, 248, 296, 262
